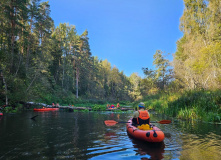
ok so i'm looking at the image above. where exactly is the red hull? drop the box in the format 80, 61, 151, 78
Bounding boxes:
33, 108, 59, 111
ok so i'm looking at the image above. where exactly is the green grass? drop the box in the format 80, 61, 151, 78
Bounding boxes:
91, 105, 106, 111
141, 90, 221, 123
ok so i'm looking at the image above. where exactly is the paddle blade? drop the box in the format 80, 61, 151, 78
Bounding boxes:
158, 120, 171, 124
104, 120, 118, 126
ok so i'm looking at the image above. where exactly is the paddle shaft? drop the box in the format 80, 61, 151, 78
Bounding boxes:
104, 119, 171, 126
118, 121, 163, 123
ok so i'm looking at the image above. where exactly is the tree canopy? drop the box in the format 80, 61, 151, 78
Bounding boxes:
1, 0, 221, 107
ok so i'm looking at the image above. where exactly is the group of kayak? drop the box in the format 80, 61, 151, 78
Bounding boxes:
2, 102, 169, 143
35, 102, 169, 143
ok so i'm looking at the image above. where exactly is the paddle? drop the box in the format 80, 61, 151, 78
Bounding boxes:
104, 120, 171, 126
104, 120, 129, 126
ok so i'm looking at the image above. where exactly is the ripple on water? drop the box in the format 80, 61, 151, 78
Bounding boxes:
179, 132, 221, 160
1, 112, 221, 160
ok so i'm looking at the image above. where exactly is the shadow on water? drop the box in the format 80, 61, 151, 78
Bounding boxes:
127, 133, 165, 160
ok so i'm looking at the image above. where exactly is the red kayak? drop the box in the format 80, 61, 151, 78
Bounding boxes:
0, 113, 3, 116
33, 108, 59, 111
126, 119, 165, 143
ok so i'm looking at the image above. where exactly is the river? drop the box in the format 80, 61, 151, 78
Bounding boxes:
0, 110, 220, 160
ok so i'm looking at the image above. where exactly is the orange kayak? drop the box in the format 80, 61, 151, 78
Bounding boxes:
33, 108, 59, 111
126, 119, 165, 143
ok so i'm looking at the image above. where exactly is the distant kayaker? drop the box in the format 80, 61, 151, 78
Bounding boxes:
132, 102, 150, 126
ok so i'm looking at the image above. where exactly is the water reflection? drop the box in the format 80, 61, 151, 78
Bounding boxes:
0, 111, 221, 160
128, 134, 165, 160
104, 132, 117, 140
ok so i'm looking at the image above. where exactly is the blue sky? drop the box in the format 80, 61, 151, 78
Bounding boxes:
44, 0, 184, 77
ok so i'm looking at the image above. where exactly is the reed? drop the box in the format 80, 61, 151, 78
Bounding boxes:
143, 90, 221, 123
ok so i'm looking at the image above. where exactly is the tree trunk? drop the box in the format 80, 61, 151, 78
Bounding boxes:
10, 0, 16, 71
62, 56, 65, 88
26, 16, 33, 71
1, 71, 8, 106
26, 70, 38, 92
76, 67, 79, 98
15, 54, 22, 77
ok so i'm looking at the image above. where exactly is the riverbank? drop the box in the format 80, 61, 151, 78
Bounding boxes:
0, 102, 134, 113
142, 90, 221, 123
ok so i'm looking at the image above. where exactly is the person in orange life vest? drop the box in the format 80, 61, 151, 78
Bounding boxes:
132, 102, 150, 126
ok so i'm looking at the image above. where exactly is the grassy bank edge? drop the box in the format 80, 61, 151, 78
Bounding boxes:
140, 90, 221, 123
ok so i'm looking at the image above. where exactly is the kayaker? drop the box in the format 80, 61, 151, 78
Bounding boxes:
132, 102, 150, 126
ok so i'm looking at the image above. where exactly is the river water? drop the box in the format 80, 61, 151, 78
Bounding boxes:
0, 111, 220, 160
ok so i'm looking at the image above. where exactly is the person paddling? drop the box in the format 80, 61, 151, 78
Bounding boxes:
132, 102, 150, 126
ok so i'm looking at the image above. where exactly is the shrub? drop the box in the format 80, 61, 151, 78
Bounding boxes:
92, 105, 106, 111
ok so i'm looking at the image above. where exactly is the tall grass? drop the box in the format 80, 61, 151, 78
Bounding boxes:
142, 90, 221, 123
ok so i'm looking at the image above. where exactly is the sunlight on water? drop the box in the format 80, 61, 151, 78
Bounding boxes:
180, 132, 221, 160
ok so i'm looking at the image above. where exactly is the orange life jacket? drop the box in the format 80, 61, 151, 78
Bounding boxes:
137, 110, 149, 124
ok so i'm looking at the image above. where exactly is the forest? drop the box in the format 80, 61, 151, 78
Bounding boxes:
0, 0, 220, 122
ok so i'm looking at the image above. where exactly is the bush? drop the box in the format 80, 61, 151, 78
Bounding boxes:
92, 105, 106, 111
4, 106, 17, 113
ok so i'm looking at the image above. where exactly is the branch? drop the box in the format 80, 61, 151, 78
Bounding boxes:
26, 71, 38, 92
